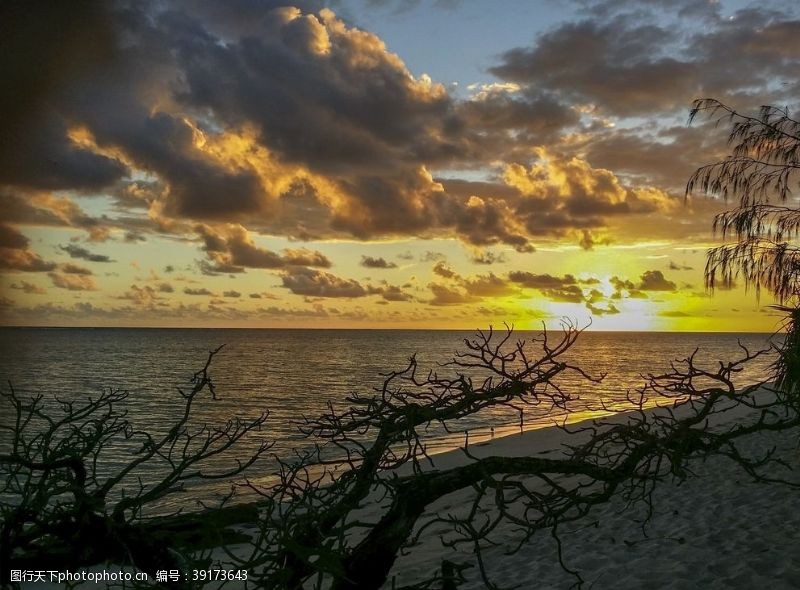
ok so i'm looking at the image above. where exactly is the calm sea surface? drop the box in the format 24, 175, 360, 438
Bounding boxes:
0, 328, 781, 511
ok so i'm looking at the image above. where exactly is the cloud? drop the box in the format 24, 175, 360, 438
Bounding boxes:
49, 272, 97, 291
428, 283, 478, 306
283, 248, 332, 268
60, 243, 114, 262
490, 18, 697, 117
223, 290, 241, 298
586, 301, 620, 315
710, 277, 737, 291
660, 310, 690, 317
503, 149, 673, 241
508, 272, 578, 289
426, 270, 518, 305
638, 270, 677, 291
471, 250, 507, 265
259, 304, 330, 319
196, 224, 331, 272
10, 281, 45, 294
0, 192, 112, 241
2, 0, 797, 313
281, 267, 368, 298
432, 261, 458, 279
184, 287, 214, 296
424, 251, 450, 263
0, 248, 57, 272
117, 284, 165, 306
669, 260, 693, 271
460, 273, 517, 297
490, 7, 800, 118
0, 223, 57, 272
0, 4, 552, 252
361, 255, 397, 269
459, 89, 579, 142
0, 1, 125, 192
248, 291, 278, 299
0, 223, 29, 249
379, 284, 412, 302
543, 285, 585, 303
61, 263, 93, 275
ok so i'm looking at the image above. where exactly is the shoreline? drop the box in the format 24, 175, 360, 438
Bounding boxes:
20, 387, 800, 589
233, 386, 800, 588
385, 386, 800, 588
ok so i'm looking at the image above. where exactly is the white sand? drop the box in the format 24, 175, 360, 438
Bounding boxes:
383, 390, 800, 589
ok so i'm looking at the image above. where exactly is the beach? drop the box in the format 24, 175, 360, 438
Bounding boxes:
16, 386, 800, 589
379, 389, 800, 589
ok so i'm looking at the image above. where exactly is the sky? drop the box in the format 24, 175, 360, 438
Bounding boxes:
0, 0, 798, 330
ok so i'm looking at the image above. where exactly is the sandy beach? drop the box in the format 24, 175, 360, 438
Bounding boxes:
378, 389, 800, 589
190, 387, 800, 589
19, 389, 799, 590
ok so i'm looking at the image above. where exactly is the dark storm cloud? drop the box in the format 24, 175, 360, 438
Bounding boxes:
174, 0, 330, 39
0, 115, 128, 192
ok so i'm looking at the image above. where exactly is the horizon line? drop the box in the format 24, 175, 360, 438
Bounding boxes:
0, 325, 781, 335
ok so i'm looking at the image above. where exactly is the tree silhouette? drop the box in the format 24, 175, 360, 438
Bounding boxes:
230, 325, 799, 589
2, 329, 798, 589
687, 98, 800, 397
0, 346, 271, 587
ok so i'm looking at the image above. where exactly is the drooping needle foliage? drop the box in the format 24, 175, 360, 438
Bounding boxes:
687, 98, 800, 398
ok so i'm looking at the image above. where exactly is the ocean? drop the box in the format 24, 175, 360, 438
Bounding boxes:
0, 328, 781, 512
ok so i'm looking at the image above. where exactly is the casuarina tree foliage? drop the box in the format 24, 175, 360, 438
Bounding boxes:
687, 98, 800, 399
